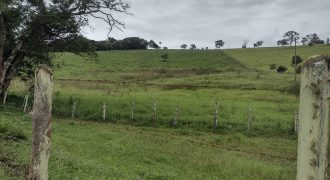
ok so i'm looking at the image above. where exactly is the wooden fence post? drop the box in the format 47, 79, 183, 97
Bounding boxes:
214, 101, 219, 128
102, 102, 106, 121
71, 101, 76, 120
296, 56, 330, 180
23, 94, 29, 112
152, 100, 157, 127
28, 65, 53, 180
2, 91, 7, 106
247, 108, 253, 131
173, 105, 180, 127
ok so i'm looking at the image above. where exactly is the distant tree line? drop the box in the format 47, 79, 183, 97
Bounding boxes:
277, 31, 327, 47
90, 37, 163, 51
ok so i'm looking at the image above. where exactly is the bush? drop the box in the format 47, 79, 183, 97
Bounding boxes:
277, 66, 287, 73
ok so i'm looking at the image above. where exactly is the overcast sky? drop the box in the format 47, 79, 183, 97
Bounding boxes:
83, 0, 330, 49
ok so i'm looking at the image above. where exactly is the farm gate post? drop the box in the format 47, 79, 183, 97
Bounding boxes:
296, 55, 330, 180
28, 65, 53, 180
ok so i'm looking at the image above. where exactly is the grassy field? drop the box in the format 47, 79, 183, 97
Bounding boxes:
1, 45, 330, 179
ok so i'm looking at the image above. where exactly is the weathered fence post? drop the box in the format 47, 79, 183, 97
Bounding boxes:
152, 100, 157, 127
2, 91, 7, 106
131, 101, 135, 121
28, 65, 53, 180
214, 101, 219, 128
71, 101, 76, 120
23, 94, 29, 112
294, 109, 299, 133
296, 56, 330, 180
247, 108, 253, 131
173, 105, 180, 127
102, 102, 106, 121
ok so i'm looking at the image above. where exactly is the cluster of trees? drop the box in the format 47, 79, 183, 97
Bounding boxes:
179, 40, 225, 50
90, 37, 165, 51
0, 0, 131, 100
277, 31, 327, 47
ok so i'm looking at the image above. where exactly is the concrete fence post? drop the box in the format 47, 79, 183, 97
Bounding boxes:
296, 55, 330, 180
102, 102, 106, 121
173, 105, 180, 127
294, 109, 299, 134
247, 108, 253, 131
131, 101, 135, 121
71, 101, 76, 120
152, 100, 157, 127
23, 94, 29, 112
214, 101, 219, 128
28, 65, 53, 180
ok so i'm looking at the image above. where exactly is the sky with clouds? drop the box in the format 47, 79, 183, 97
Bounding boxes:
83, 0, 330, 49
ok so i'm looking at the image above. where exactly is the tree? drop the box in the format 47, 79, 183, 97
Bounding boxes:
254, 41, 263, 48
190, 44, 197, 50
0, 0, 130, 100
148, 40, 160, 49
304, 33, 324, 46
242, 40, 249, 48
326, 38, 330, 45
284, 31, 300, 47
181, 44, 187, 49
161, 53, 168, 62
277, 39, 288, 46
215, 40, 225, 49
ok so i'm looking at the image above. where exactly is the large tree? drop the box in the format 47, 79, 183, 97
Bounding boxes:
215, 40, 225, 49
284, 31, 300, 47
0, 0, 130, 100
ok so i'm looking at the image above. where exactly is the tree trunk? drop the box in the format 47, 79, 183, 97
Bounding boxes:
0, 42, 25, 101
28, 65, 53, 180
0, 13, 6, 99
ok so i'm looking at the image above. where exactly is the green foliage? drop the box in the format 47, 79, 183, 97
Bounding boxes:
291, 55, 303, 65
215, 40, 225, 49
277, 66, 287, 73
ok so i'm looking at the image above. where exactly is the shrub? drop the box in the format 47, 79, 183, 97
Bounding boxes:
277, 66, 287, 73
